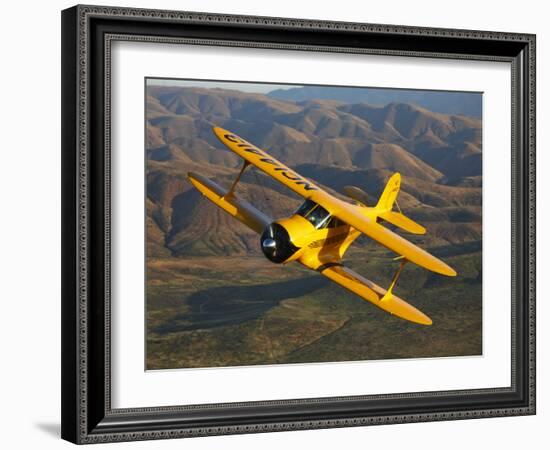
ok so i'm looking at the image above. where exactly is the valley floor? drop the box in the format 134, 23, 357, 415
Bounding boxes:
146, 243, 482, 370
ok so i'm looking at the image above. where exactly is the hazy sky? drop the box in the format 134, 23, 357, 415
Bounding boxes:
146, 77, 481, 117
146, 78, 298, 93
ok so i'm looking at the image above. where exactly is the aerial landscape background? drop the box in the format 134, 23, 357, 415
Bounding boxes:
145, 79, 483, 370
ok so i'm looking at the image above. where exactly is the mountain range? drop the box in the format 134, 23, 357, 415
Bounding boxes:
145, 86, 482, 259
267, 85, 482, 118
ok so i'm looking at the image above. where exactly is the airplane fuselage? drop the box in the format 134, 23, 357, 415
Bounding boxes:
260, 201, 368, 270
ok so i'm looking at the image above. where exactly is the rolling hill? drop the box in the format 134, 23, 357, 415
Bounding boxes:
145, 86, 482, 257
267, 85, 482, 118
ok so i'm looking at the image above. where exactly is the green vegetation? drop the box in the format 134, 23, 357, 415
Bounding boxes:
146, 244, 481, 369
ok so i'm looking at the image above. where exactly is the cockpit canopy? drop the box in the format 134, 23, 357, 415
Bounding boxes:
295, 199, 343, 229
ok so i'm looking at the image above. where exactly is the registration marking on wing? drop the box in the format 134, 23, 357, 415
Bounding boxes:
213, 127, 319, 196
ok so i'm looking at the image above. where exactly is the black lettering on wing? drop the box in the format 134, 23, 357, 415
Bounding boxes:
242, 147, 263, 156
295, 181, 318, 191
260, 158, 280, 166
281, 171, 301, 181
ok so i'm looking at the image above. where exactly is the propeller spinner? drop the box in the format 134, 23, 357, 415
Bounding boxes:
260, 223, 299, 263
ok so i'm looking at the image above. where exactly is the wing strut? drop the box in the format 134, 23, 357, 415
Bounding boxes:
226, 160, 250, 197
381, 259, 407, 302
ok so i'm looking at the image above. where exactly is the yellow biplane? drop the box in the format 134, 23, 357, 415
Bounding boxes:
187, 127, 457, 326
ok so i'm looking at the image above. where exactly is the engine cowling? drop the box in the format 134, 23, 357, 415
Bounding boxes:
260, 223, 300, 263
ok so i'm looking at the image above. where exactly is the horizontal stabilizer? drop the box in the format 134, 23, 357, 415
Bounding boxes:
187, 172, 271, 234
378, 211, 426, 235
318, 264, 432, 325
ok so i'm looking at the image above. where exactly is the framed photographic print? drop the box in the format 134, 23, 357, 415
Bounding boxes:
61, 4, 536, 444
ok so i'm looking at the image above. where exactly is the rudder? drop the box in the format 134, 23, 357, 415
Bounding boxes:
375, 173, 426, 235
375, 173, 401, 211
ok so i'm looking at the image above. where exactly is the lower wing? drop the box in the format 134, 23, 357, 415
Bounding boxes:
187, 172, 271, 234
317, 263, 432, 325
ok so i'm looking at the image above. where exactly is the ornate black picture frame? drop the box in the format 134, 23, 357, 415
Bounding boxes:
61, 4, 536, 444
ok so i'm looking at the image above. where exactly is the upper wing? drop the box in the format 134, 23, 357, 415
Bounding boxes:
214, 127, 455, 277
188, 172, 271, 234
213, 127, 321, 198
321, 198, 456, 277
319, 263, 432, 325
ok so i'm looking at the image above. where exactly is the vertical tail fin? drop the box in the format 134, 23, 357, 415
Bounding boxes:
376, 173, 401, 212
375, 173, 426, 235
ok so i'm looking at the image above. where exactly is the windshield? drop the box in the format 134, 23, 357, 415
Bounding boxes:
295, 200, 331, 229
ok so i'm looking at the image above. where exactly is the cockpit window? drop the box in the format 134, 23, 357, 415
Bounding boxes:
295, 200, 331, 229
294, 199, 317, 218
327, 217, 344, 228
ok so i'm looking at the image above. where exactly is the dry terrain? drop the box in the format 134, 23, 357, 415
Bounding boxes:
145, 85, 483, 369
